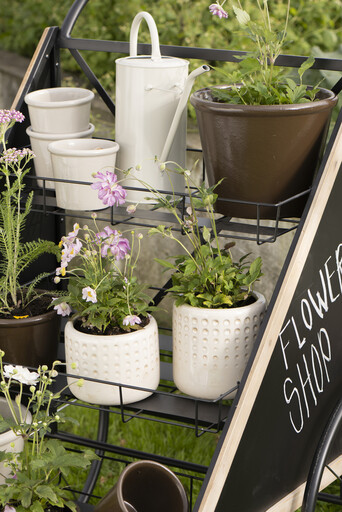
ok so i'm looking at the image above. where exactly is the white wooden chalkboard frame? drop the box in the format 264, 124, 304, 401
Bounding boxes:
196, 110, 342, 512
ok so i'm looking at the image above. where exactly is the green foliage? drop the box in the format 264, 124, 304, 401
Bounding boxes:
52, 221, 155, 333
208, 3, 323, 105
0, 0, 340, 101
0, 356, 97, 510
0, 112, 59, 316
141, 163, 263, 308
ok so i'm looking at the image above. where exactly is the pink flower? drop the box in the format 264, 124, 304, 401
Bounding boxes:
82, 286, 97, 303
61, 238, 82, 266
91, 171, 127, 207
53, 300, 72, 317
123, 315, 142, 326
4, 505, 17, 512
96, 226, 130, 260
209, 2, 228, 18
0, 147, 35, 164
0, 109, 25, 125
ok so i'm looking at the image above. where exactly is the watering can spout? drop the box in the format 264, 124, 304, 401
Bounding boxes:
160, 65, 210, 163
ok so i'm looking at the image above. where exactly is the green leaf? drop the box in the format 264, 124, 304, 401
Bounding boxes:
35, 484, 58, 503
154, 258, 176, 269
232, 5, 250, 25
30, 501, 45, 512
298, 55, 315, 80
21, 487, 33, 508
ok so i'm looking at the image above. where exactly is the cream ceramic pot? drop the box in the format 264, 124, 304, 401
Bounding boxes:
115, 11, 209, 203
48, 138, 119, 211
26, 124, 94, 189
25, 87, 94, 134
172, 292, 267, 400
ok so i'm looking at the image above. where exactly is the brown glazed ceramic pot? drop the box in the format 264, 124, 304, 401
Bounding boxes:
190, 86, 338, 219
0, 309, 60, 368
94, 460, 189, 512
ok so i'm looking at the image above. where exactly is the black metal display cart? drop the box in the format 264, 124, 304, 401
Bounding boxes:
5, 1, 342, 510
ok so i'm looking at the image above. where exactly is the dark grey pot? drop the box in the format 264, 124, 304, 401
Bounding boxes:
94, 460, 189, 512
190, 86, 338, 219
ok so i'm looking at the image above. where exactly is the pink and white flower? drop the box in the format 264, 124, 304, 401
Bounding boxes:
91, 171, 127, 207
96, 226, 130, 260
209, 1, 228, 18
82, 287, 97, 303
53, 301, 72, 317
123, 315, 142, 327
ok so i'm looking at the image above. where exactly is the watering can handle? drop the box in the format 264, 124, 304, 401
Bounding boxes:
129, 12, 162, 61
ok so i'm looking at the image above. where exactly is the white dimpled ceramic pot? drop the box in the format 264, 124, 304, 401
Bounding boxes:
172, 292, 266, 399
48, 138, 119, 211
24, 87, 94, 134
64, 316, 160, 406
26, 124, 95, 189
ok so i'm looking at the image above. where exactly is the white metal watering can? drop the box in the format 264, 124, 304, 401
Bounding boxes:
115, 11, 210, 203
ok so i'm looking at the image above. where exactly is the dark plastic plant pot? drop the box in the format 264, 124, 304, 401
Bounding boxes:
190, 86, 338, 219
0, 308, 60, 368
94, 460, 189, 512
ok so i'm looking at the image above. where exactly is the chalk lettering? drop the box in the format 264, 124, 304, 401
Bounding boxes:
336, 243, 342, 293
279, 319, 291, 370
291, 316, 306, 349
311, 344, 324, 393
318, 328, 331, 383
324, 255, 340, 303
297, 353, 317, 419
301, 298, 313, 331
307, 270, 329, 319
284, 377, 303, 434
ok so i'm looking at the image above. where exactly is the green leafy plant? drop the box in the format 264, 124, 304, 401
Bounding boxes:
52, 172, 155, 334
0, 110, 59, 317
143, 163, 263, 308
209, 0, 320, 105
0, 352, 96, 512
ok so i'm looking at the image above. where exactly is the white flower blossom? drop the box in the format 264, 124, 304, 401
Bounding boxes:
3, 365, 39, 386
82, 286, 97, 303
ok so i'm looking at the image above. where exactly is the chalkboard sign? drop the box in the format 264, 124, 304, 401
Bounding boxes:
195, 108, 342, 512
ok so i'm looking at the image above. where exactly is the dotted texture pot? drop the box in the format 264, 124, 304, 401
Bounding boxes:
190, 86, 337, 219
94, 460, 189, 512
172, 292, 266, 399
64, 316, 160, 406
0, 309, 60, 368
0, 396, 32, 484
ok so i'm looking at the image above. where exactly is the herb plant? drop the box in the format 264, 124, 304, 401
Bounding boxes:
209, 0, 320, 105
0, 353, 96, 512
52, 171, 154, 334
146, 163, 263, 308
0, 110, 59, 317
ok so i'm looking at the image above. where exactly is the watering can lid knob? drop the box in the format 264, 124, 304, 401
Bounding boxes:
129, 11, 162, 62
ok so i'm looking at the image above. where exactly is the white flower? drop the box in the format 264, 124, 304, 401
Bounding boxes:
126, 204, 137, 214
53, 301, 72, 317
123, 315, 142, 327
4, 505, 17, 512
82, 286, 97, 303
3, 365, 39, 386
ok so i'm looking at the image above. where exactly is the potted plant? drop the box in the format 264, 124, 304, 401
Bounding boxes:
52, 171, 159, 406
0, 352, 96, 512
145, 163, 266, 400
190, 0, 338, 219
0, 110, 60, 367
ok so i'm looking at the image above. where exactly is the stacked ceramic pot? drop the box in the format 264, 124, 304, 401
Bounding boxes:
25, 87, 95, 190
25, 87, 119, 211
